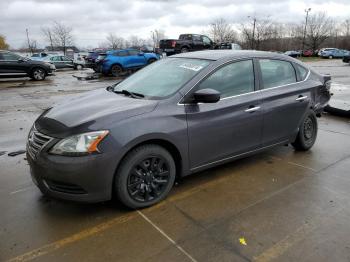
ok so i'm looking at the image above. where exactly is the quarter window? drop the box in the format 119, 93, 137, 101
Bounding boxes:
197, 60, 255, 98
259, 59, 296, 89
294, 63, 309, 81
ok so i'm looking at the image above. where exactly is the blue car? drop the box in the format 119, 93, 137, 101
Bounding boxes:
319, 48, 350, 59
98, 49, 159, 76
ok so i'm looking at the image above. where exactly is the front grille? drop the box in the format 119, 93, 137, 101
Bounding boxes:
45, 179, 87, 194
27, 126, 53, 159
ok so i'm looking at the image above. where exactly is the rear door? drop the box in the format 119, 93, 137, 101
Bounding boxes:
192, 34, 204, 51
186, 59, 263, 169
257, 59, 312, 146
49, 56, 64, 68
61, 56, 74, 68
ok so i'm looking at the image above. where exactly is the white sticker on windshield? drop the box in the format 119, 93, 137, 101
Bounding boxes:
179, 63, 203, 71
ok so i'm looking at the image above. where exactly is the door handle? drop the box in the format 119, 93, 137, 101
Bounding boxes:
296, 95, 308, 101
245, 106, 261, 113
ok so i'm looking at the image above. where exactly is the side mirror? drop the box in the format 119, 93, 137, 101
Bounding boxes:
193, 88, 220, 103
18, 58, 24, 62
138, 52, 144, 56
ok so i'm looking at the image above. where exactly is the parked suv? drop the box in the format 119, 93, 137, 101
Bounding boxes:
159, 34, 215, 56
0, 50, 55, 80
96, 49, 159, 76
27, 51, 331, 208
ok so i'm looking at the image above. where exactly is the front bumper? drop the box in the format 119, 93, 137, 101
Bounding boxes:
27, 149, 117, 203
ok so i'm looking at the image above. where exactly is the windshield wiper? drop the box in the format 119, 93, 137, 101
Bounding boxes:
113, 89, 145, 99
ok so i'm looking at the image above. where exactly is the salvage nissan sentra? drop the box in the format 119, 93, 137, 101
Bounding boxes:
27, 50, 331, 208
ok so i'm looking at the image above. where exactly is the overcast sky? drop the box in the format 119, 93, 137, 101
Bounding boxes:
1, 0, 349, 49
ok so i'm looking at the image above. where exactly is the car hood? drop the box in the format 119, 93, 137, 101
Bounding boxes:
35, 88, 158, 138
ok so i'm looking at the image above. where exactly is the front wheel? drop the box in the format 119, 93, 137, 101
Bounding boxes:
292, 111, 318, 151
111, 64, 123, 77
30, 67, 46, 81
147, 58, 156, 64
114, 144, 176, 209
181, 47, 189, 53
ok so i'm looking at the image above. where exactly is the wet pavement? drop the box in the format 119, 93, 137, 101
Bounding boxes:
1, 63, 350, 262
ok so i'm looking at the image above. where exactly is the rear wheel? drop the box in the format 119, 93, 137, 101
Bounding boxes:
329, 55, 333, 59
147, 58, 156, 64
75, 64, 83, 70
111, 64, 123, 77
181, 47, 189, 53
114, 144, 176, 209
30, 67, 46, 81
292, 111, 318, 151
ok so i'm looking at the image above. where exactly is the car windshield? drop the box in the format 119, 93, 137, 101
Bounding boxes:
113, 58, 211, 99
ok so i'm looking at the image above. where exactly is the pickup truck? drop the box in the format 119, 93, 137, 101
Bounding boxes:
159, 34, 215, 56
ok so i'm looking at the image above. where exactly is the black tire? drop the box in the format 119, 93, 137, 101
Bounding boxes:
30, 67, 46, 81
111, 64, 123, 77
292, 111, 318, 151
115, 144, 176, 209
181, 47, 189, 53
147, 58, 156, 64
75, 64, 84, 70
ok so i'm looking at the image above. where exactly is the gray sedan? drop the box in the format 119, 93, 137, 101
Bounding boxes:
45, 55, 84, 70
27, 50, 331, 208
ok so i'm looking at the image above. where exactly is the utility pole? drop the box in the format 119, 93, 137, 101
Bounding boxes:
302, 8, 311, 52
248, 16, 257, 49
26, 28, 33, 55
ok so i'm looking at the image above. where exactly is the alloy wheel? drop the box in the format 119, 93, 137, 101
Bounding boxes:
127, 156, 171, 202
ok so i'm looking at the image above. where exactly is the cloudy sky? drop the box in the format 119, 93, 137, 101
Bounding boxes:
1, 0, 349, 49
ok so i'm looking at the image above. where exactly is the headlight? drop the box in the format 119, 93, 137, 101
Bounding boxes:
50, 130, 109, 156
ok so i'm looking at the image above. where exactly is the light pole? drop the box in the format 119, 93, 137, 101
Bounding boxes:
302, 8, 311, 52
248, 16, 257, 49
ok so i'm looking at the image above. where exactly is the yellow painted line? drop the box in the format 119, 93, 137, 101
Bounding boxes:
6, 213, 137, 262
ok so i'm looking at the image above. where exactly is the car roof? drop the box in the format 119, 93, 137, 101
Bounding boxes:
171, 50, 294, 62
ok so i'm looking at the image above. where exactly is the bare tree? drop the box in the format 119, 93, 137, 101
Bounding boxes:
0, 34, 9, 49
305, 12, 333, 51
52, 21, 73, 55
209, 18, 237, 43
127, 35, 146, 48
150, 29, 165, 48
106, 33, 125, 49
241, 16, 274, 50
41, 26, 55, 51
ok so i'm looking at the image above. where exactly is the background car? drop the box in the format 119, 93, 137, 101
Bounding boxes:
43, 55, 84, 70
302, 50, 314, 57
30, 52, 59, 61
284, 50, 301, 57
218, 43, 242, 50
97, 49, 159, 76
319, 48, 349, 59
0, 50, 55, 80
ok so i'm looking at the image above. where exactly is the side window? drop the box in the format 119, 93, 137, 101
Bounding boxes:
2, 53, 20, 60
51, 56, 61, 61
128, 50, 139, 56
193, 35, 201, 41
294, 64, 309, 81
259, 59, 296, 89
0, 54, 4, 60
202, 36, 211, 45
197, 60, 255, 98
117, 51, 128, 57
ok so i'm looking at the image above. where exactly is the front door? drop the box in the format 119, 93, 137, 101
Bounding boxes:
186, 59, 263, 169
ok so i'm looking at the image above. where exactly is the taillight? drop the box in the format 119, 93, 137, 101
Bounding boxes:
171, 40, 176, 48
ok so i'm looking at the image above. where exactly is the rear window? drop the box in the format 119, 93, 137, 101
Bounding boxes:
259, 59, 296, 89
179, 34, 192, 40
